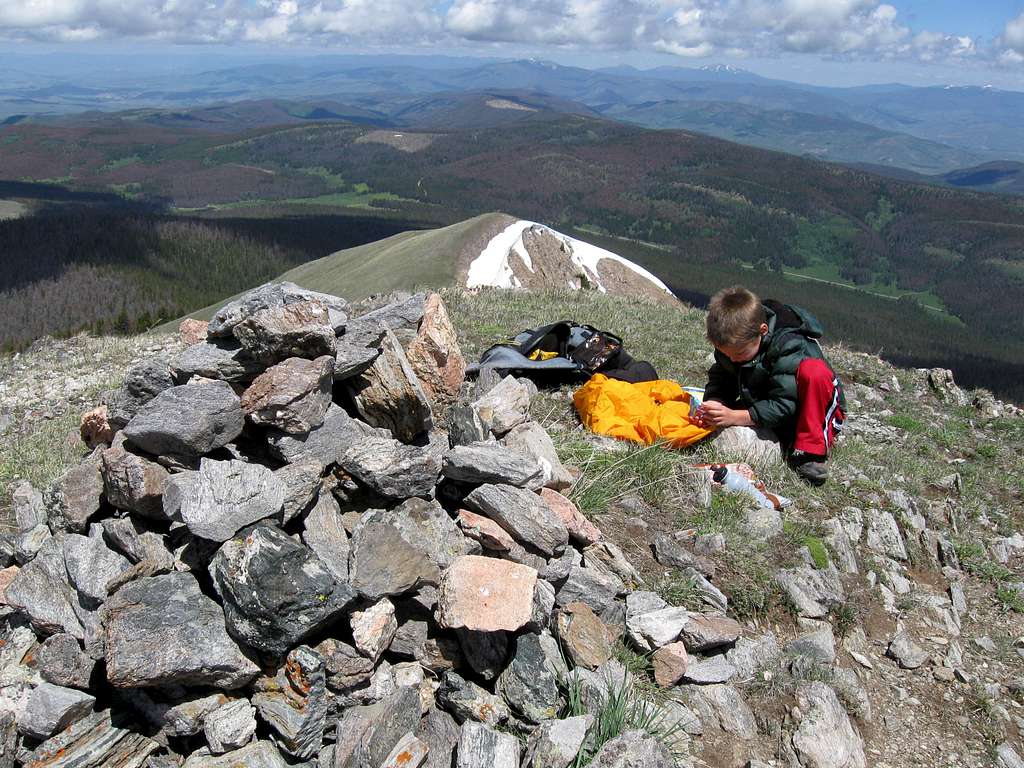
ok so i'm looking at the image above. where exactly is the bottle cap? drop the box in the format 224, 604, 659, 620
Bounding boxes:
712, 466, 728, 484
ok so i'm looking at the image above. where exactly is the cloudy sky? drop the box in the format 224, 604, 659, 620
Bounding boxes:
1, 0, 1023, 89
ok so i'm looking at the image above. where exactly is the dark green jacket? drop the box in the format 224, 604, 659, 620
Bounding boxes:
704, 301, 845, 433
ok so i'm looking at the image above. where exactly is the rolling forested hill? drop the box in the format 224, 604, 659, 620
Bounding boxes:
1, 108, 1023, 399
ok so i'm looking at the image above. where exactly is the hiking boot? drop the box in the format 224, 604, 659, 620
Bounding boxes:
790, 453, 829, 486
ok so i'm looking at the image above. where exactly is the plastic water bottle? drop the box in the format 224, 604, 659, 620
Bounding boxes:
712, 466, 775, 509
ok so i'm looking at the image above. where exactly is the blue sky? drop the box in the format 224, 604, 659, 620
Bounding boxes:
1, 0, 1022, 90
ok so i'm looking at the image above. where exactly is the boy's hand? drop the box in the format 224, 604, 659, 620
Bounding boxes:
698, 401, 754, 428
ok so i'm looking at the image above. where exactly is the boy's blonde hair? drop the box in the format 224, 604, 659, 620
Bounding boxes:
706, 286, 766, 347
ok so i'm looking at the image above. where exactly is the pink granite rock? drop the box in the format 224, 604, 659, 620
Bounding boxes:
652, 642, 689, 687
437, 556, 538, 633
406, 293, 466, 408
539, 488, 601, 546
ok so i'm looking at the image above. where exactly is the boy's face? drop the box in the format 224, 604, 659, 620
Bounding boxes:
716, 323, 769, 364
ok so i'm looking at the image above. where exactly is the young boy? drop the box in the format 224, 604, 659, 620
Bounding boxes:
696, 286, 845, 485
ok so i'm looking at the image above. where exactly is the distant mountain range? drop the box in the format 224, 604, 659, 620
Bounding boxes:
2, 54, 1022, 175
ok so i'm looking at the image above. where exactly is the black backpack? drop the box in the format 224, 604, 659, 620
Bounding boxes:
514, 321, 624, 373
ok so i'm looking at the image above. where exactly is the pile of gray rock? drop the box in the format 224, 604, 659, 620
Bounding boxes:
0, 282, 710, 768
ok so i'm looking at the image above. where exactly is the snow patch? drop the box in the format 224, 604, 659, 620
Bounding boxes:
466, 220, 672, 296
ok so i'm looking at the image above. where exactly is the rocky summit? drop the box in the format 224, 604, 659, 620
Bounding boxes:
0, 283, 1022, 768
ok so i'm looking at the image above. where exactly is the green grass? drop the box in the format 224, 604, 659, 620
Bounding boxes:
562, 666, 685, 766
561, 439, 684, 516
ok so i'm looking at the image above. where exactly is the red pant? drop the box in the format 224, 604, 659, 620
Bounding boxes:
794, 358, 844, 456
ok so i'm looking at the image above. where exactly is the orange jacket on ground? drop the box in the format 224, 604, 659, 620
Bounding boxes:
573, 374, 714, 448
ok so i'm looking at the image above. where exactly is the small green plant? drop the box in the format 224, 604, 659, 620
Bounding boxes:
562, 440, 682, 515
830, 602, 858, 638
995, 585, 1024, 614
653, 572, 700, 609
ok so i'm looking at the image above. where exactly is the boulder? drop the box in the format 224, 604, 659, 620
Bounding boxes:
208, 281, 349, 337
351, 599, 398, 662
179, 317, 208, 345
680, 613, 742, 652
502, 420, 573, 490
275, 459, 324, 524
442, 442, 544, 488
348, 498, 472, 601
416, 707, 461, 768
464, 484, 568, 557
103, 572, 258, 689
925, 368, 969, 407
37, 633, 95, 689
334, 687, 421, 768
338, 434, 442, 500
105, 357, 175, 429
456, 508, 518, 552
12, 480, 47, 532
171, 339, 264, 384
787, 626, 836, 664
556, 565, 623, 618
556, 602, 613, 670
316, 638, 375, 692
865, 511, 907, 561
204, 699, 257, 755
651, 534, 715, 578
682, 655, 736, 685
241, 355, 334, 433
887, 630, 929, 669
53, 452, 105, 533
437, 670, 510, 726
540, 489, 602, 546
791, 682, 867, 768
343, 292, 426, 346
405, 293, 466, 407
522, 716, 589, 768
497, 633, 561, 722
457, 628, 509, 681
348, 328, 433, 442
437, 555, 539, 633
233, 300, 338, 365
727, 633, 782, 680
456, 722, 520, 768
712, 425, 782, 466
18, 682, 95, 740
210, 524, 356, 656
268, 403, 386, 465
589, 730, 675, 767
301, 493, 350, 582
691, 684, 757, 739
5, 557, 84, 639
470, 376, 532, 437
776, 565, 845, 618
63, 533, 132, 605
183, 741, 289, 768
334, 341, 380, 380
179, 458, 286, 542
123, 381, 244, 459
101, 439, 170, 519
253, 645, 327, 760
80, 405, 114, 448
652, 642, 690, 687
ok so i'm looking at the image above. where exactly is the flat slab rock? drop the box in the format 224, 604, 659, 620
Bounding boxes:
179, 458, 286, 542
791, 682, 867, 768
338, 434, 442, 500
442, 442, 544, 488
208, 280, 348, 337
182, 741, 290, 768
23, 710, 160, 768
103, 571, 259, 689
456, 721, 520, 768
438, 555, 539, 633
464, 484, 568, 557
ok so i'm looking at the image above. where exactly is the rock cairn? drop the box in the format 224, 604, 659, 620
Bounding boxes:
0, 282, 721, 767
